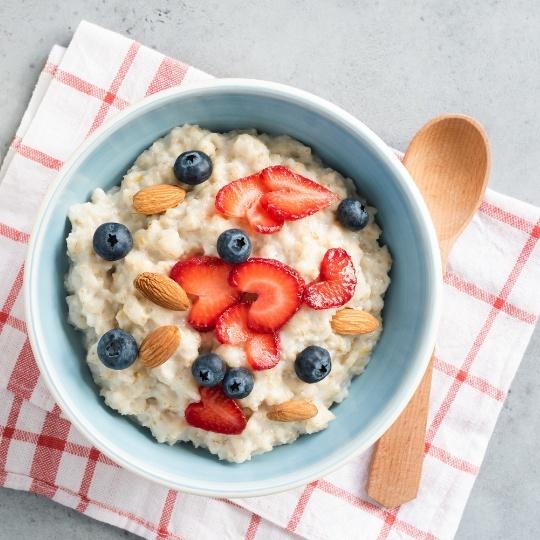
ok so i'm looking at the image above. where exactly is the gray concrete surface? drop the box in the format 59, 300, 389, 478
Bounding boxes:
0, 0, 539, 538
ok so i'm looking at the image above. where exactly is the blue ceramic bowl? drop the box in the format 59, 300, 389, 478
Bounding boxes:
25, 79, 441, 497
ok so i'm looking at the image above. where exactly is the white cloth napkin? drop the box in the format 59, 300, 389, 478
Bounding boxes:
1, 20, 539, 540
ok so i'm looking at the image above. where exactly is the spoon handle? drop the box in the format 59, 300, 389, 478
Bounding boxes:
367, 357, 433, 507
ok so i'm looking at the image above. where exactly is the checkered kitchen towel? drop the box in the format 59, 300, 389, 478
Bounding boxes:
1, 21, 539, 540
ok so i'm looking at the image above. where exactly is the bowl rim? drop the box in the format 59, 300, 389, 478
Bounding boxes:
24, 78, 442, 498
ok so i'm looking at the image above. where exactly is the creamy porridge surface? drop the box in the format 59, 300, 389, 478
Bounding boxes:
65, 124, 391, 462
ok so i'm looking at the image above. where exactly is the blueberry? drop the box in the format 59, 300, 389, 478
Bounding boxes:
92, 222, 133, 261
97, 329, 138, 370
294, 346, 332, 383
217, 229, 252, 264
173, 150, 213, 185
222, 367, 254, 399
337, 199, 369, 231
192, 353, 226, 387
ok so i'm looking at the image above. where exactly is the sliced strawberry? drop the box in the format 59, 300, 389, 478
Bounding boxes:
260, 166, 338, 220
261, 189, 336, 221
216, 303, 280, 370
230, 258, 305, 333
303, 248, 357, 309
245, 333, 280, 370
215, 173, 265, 218
260, 165, 325, 193
246, 196, 284, 234
170, 256, 240, 331
215, 303, 251, 345
185, 386, 247, 435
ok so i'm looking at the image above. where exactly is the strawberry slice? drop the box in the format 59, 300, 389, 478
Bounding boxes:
185, 386, 247, 435
170, 256, 240, 331
216, 303, 280, 370
245, 334, 280, 370
303, 248, 357, 309
260, 166, 338, 220
246, 196, 284, 234
215, 173, 283, 234
215, 172, 283, 234
230, 258, 305, 333
215, 303, 251, 345
215, 173, 265, 218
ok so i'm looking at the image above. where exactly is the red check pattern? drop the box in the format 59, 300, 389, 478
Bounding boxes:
0, 21, 539, 540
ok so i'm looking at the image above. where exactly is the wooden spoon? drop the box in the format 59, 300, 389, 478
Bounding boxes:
367, 114, 490, 508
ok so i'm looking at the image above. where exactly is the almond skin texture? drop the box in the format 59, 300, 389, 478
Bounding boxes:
140, 326, 180, 368
267, 400, 318, 422
134, 272, 190, 311
331, 308, 380, 335
133, 184, 186, 215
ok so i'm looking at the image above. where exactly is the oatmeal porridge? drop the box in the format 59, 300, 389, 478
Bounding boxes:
65, 124, 391, 463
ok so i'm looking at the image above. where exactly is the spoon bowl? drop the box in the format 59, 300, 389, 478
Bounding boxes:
404, 115, 491, 262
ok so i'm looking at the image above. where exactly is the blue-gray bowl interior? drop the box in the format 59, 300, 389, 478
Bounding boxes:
28, 86, 436, 494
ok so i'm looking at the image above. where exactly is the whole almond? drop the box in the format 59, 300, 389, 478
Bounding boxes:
267, 400, 318, 422
133, 184, 186, 215
140, 326, 181, 368
331, 308, 380, 335
134, 272, 190, 311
